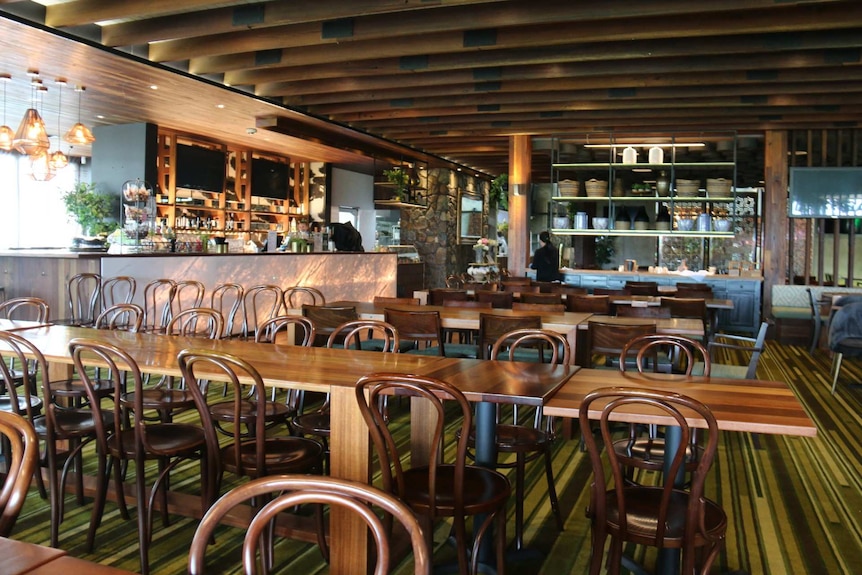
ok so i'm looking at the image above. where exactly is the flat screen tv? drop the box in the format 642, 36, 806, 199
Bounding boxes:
789, 167, 862, 218
251, 157, 290, 200
175, 143, 226, 193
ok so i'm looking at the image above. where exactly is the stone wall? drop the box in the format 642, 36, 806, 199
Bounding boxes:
400, 169, 488, 289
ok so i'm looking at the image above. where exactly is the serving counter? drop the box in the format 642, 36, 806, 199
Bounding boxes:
0, 251, 396, 315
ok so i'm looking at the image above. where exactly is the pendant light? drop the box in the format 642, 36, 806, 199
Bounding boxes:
0, 74, 13, 152
49, 79, 68, 170
64, 85, 95, 145
30, 150, 56, 182
13, 77, 50, 157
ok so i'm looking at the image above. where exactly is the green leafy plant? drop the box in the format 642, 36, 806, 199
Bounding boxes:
594, 235, 616, 267
383, 168, 410, 200
62, 182, 114, 236
489, 174, 508, 210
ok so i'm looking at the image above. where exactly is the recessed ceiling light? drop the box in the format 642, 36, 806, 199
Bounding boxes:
216, 104, 225, 109
149, 85, 158, 90
96, 115, 105, 119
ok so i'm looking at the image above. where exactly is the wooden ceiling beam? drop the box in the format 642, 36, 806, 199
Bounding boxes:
191, 2, 862, 73
148, 0, 821, 62
45, 0, 258, 28
271, 53, 862, 105
222, 28, 862, 84
103, 0, 506, 46
305, 70, 862, 119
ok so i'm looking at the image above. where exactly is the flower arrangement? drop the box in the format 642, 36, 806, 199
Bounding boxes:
475, 237, 492, 251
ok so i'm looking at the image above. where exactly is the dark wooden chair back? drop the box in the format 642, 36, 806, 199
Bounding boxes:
0, 410, 38, 537
477, 313, 542, 360
661, 297, 709, 335
302, 304, 359, 347
384, 308, 444, 355
586, 320, 657, 367
616, 305, 671, 319
566, 294, 610, 314
519, 292, 563, 305
624, 281, 659, 296
476, 290, 514, 309
428, 288, 468, 306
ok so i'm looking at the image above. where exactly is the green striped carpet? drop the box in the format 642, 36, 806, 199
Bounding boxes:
8, 342, 862, 574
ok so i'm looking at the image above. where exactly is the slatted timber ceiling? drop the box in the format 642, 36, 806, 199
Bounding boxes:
0, 0, 860, 176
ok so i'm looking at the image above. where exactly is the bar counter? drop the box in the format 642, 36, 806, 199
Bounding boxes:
0, 250, 396, 314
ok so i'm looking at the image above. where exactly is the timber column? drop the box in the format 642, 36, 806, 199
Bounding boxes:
507, 135, 531, 276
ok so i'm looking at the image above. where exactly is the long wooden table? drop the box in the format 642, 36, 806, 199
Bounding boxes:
328, 301, 703, 367
6, 324, 577, 575
542, 368, 815, 574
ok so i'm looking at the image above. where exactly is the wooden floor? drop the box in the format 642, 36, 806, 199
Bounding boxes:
7, 340, 862, 574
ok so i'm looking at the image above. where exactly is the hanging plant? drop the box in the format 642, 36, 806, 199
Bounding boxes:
489, 174, 508, 210
383, 168, 410, 200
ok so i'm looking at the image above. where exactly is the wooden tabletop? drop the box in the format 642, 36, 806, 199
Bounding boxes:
0, 536, 67, 575
543, 368, 817, 437
0, 319, 52, 332
577, 315, 704, 336
25, 555, 137, 574
610, 295, 734, 310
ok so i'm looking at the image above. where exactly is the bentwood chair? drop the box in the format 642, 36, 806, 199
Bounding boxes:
0, 297, 50, 391
140, 279, 177, 334
179, 349, 324, 490
293, 320, 399, 473
579, 387, 727, 575
829, 299, 862, 394
188, 475, 432, 575
356, 373, 510, 575
283, 285, 327, 309
255, 315, 316, 405
94, 303, 144, 332
242, 284, 284, 340
172, 280, 206, 314
210, 282, 244, 338
2, 331, 107, 548
100, 276, 136, 310
616, 335, 711, 484
71, 338, 214, 575
54, 272, 101, 327
0, 410, 38, 537
487, 328, 568, 549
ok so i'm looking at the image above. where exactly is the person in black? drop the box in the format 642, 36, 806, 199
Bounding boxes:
531, 230, 562, 282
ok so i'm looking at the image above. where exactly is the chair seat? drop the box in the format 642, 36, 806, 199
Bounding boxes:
123, 389, 197, 411
611, 437, 703, 473
292, 412, 330, 437
32, 409, 112, 439
832, 337, 862, 355
0, 394, 43, 414
401, 464, 510, 516
603, 486, 727, 545
108, 424, 207, 458
209, 400, 293, 424
220, 437, 324, 476
493, 423, 550, 452
51, 377, 116, 399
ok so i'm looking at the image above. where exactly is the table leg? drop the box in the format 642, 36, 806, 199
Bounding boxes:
473, 401, 498, 567
328, 385, 371, 575
656, 425, 683, 575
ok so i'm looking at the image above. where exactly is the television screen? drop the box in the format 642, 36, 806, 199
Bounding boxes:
251, 157, 290, 200
789, 167, 862, 218
175, 143, 225, 193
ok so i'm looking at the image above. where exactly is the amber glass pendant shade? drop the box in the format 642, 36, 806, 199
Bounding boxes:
13, 108, 50, 156
30, 151, 56, 181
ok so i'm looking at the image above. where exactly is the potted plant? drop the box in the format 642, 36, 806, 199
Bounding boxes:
489, 174, 508, 210
62, 182, 114, 244
383, 168, 410, 201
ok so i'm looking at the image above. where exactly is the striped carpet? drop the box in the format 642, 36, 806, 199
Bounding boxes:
7, 341, 862, 574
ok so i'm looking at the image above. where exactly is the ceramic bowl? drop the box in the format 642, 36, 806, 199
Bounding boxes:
676, 218, 694, 231
592, 217, 609, 230
714, 218, 731, 232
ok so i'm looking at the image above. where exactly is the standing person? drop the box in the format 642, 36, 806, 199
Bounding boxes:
531, 231, 562, 282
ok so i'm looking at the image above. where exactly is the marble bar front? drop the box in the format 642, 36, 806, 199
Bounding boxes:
0, 251, 397, 316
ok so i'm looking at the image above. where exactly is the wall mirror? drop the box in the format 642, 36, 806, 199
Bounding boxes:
458, 189, 484, 243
